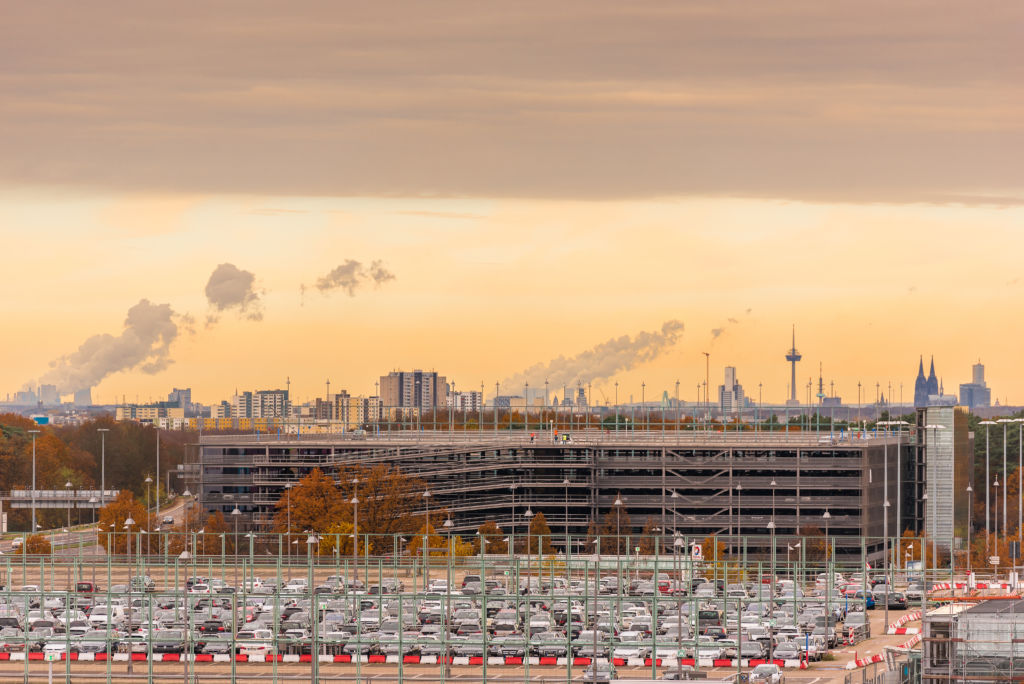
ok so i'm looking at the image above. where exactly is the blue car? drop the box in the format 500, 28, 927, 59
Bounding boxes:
851, 590, 876, 610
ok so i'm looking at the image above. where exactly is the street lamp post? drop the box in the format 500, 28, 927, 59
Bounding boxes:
823, 510, 831, 565
563, 478, 571, 552
614, 497, 623, 556
980, 421, 996, 552
64, 480, 72, 539
28, 430, 39, 534
999, 418, 1013, 541
767, 519, 776, 661
284, 482, 293, 577
352, 477, 360, 587
231, 507, 241, 588
124, 515, 135, 675
674, 535, 684, 680
670, 490, 679, 539
144, 476, 152, 557
994, 477, 1001, 565
736, 484, 743, 556
1018, 419, 1024, 550
422, 490, 431, 590
524, 508, 534, 583
97, 428, 109, 508
966, 484, 974, 575
442, 517, 454, 677
89, 496, 98, 586
883, 499, 891, 629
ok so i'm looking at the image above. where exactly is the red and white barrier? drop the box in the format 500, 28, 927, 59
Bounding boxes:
0, 652, 808, 669
846, 633, 922, 669
886, 611, 922, 634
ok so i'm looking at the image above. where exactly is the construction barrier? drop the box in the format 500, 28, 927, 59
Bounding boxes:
4, 652, 809, 669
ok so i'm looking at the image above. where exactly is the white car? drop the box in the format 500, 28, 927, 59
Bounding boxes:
695, 637, 724, 660
611, 631, 650, 660
428, 579, 449, 593
750, 663, 785, 683
236, 628, 274, 656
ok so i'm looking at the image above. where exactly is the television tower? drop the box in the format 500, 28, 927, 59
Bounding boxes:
785, 325, 801, 405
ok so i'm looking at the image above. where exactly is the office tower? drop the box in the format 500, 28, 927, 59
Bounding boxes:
718, 366, 745, 415
379, 370, 449, 410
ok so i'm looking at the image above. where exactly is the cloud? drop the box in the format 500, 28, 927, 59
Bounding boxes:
0, 2, 1019, 203
395, 210, 485, 220
502, 320, 684, 389
311, 259, 397, 297
204, 263, 263, 322
32, 299, 181, 395
368, 260, 396, 285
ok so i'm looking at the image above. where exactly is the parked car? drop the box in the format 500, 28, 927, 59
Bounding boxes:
885, 592, 908, 610
749, 663, 785, 683
583, 662, 618, 683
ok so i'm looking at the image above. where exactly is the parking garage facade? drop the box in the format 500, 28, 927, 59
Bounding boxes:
195, 432, 914, 558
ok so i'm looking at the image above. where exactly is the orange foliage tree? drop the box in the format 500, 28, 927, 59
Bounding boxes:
273, 465, 428, 554
473, 521, 507, 554
97, 490, 151, 555
14, 534, 52, 555
526, 511, 555, 554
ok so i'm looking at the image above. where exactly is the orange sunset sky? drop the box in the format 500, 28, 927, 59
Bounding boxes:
2, 2, 1022, 407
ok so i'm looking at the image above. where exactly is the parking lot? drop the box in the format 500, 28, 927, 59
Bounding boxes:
0, 550, 927, 683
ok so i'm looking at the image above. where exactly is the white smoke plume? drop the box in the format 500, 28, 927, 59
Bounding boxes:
311, 259, 396, 296
502, 320, 685, 390
33, 299, 181, 395
710, 310, 752, 343
205, 263, 263, 323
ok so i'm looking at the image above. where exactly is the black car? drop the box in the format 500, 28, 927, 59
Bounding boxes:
885, 592, 908, 609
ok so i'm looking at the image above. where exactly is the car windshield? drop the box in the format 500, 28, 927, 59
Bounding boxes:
753, 664, 777, 674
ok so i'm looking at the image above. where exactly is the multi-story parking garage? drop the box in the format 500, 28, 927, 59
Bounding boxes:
195, 430, 916, 558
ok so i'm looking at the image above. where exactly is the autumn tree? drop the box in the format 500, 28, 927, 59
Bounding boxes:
273, 468, 346, 536
195, 511, 233, 555
407, 522, 445, 556
899, 529, 949, 569
273, 464, 429, 554
13, 534, 52, 555
638, 517, 663, 555
97, 490, 150, 555
527, 511, 555, 554
474, 520, 507, 554
798, 524, 828, 564
701, 534, 728, 563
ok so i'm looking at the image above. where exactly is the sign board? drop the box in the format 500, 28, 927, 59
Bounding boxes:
43, 652, 60, 661
691, 543, 703, 559
990, 556, 1001, 566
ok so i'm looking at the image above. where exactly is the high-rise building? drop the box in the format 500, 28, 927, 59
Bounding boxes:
959, 360, 992, 409
232, 391, 253, 419
168, 388, 192, 409
379, 371, 448, 411
718, 366, 745, 415
254, 389, 290, 418
447, 391, 483, 413
919, 405, 972, 550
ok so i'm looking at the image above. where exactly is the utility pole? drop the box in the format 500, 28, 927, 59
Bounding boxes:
703, 352, 710, 420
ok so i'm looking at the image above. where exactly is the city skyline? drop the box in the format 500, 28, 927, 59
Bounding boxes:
2, 2, 1021, 405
